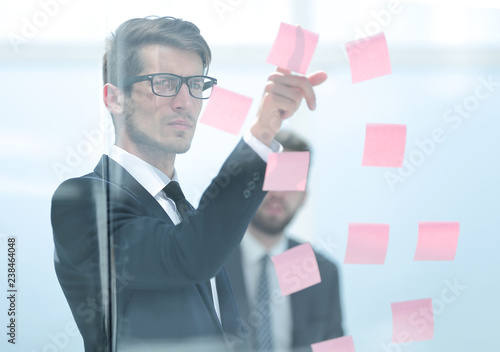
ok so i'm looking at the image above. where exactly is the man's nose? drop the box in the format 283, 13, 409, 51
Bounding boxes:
171, 83, 193, 110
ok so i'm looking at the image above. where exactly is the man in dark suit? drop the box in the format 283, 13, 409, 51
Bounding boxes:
226, 130, 344, 352
51, 16, 327, 352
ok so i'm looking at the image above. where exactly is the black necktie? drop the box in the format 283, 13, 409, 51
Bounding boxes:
163, 181, 193, 221
163, 182, 214, 316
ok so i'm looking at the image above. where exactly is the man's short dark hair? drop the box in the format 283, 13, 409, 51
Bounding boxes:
102, 16, 212, 96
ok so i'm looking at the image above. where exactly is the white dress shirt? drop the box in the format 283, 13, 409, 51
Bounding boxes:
108, 135, 280, 324
240, 233, 292, 352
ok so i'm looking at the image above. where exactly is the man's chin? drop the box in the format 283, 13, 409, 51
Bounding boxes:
170, 134, 195, 154
168, 142, 192, 154
250, 218, 288, 236
157, 136, 193, 155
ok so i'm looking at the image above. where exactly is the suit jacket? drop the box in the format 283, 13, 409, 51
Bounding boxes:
51, 140, 267, 352
226, 238, 344, 352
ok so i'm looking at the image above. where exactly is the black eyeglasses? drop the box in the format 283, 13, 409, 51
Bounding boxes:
119, 73, 217, 99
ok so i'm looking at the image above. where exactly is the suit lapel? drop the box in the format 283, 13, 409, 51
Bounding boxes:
225, 248, 250, 321
217, 266, 252, 351
288, 239, 310, 348
93, 155, 172, 223
216, 267, 241, 336
195, 281, 225, 335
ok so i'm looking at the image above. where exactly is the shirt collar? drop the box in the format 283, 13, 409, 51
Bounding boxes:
241, 230, 289, 265
108, 145, 179, 198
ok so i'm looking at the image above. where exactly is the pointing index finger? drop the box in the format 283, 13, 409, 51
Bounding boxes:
269, 69, 328, 111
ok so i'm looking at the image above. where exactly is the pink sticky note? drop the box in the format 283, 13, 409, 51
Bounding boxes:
391, 298, 434, 342
362, 123, 406, 167
414, 222, 460, 261
346, 32, 392, 83
344, 223, 390, 265
271, 243, 321, 296
311, 336, 356, 352
200, 86, 252, 135
267, 22, 319, 74
263, 152, 310, 191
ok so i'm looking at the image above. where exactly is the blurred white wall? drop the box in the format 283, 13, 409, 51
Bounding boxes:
1, 1, 499, 351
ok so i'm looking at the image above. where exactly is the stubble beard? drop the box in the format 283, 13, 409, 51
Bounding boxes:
250, 211, 294, 236
123, 98, 195, 156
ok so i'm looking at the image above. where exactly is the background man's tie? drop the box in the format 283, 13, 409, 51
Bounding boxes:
255, 254, 274, 352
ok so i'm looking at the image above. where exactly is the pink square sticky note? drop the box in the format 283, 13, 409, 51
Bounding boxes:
362, 123, 406, 167
271, 242, 321, 296
346, 32, 392, 84
200, 86, 252, 135
263, 152, 310, 191
344, 223, 390, 265
267, 22, 319, 74
414, 222, 460, 261
311, 336, 356, 352
391, 298, 434, 342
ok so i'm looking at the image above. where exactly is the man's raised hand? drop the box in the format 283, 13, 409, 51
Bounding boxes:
251, 68, 328, 147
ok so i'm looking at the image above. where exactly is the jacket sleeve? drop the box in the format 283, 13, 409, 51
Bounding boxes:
52, 139, 268, 291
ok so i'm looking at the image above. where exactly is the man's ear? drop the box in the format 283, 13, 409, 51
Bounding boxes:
103, 83, 125, 116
